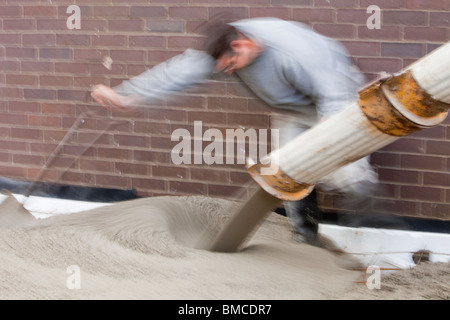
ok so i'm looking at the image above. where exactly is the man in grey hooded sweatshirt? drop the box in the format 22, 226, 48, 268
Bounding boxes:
92, 17, 378, 245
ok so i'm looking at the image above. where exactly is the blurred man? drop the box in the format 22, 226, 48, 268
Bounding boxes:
91, 17, 378, 245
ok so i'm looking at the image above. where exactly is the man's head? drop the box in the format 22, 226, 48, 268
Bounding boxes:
202, 19, 262, 75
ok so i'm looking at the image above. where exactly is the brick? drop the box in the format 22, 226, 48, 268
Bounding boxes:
167, 95, 204, 110
0, 166, 27, 179
131, 177, 166, 191
169, 7, 207, 19
341, 41, 379, 56
373, 199, 418, 216
40, 48, 73, 60
188, 111, 226, 124
271, 0, 312, 6
293, 8, 334, 23
128, 36, 165, 48
55, 62, 89, 74
378, 168, 419, 184
127, 65, 148, 76
404, 27, 448, 42
381, 43, 424, 58
0, 140, 27, 152
12, 154, 44, 166
209, 7, 249, 20
56, 34, 90, 46
147, 50, 181, 63
167, 36, 203, 49
110, 49, 146, 62
430, 12, 450, 27
381, 138, 425, 154
73, 76, 108, 88
39, 75, 73, 87
360, 0, 406, 9
37, 19, 67, 30
317, 0, 358, 7
207, 183, 241, 198
0, 34, 20, 44
115, 162, 149, 175
358, 57, 402, 73
6, 74, 38, 86
383, 10, 427, 26
0, 87, 22, 99
400, 155, 445, 171
90, 63, 126, 76
21, 61, 53, 72
9, 101, 41, 113
6, 47, 37, 59
401, 186, 443, 202
134, 121, 172, 135
22, 33, 55, 46
113, 134, 148, 148
24, 88, 56, 100
23, 5, 57, 17
405, 0, 450, 10
3, 19, 34, 30
336, 9, 368, 24
74, 48, 107, 61
228, 112, 270, 128
410, 125, 445, 139
62, 144, 96, 158
79, 159, 114, 173
151, 136, 175, 150
74, 20, 108, 32
57, 90, 87, 101
190, 167, 229, 182
147, 108, 186, 122
0, 5, 21, 16
229, 170, 251, 184
423, 172, 450, 187
11, 128, 42, 140
146, 20, 185, 33
169, 180, 207, 195
152, 165, 188, 178
130, 6, 167, 18
315, 23, 356, 39
93, 6, 129, 17
61, 171, 96, 185
134, 149, 171, 164
27, 115, 61, 127
358, 26, 401, 40
108, 19, 144, 32
231, 0, 269, 4
42, 102, 74, 115
371, 150, 400, 170
420, 202, 450, 220
207, 97, 248, 112
426, 140, 450, 156
250, 7, 291, 20
92, 35, 126, 47
98, 147, 132, 160
0, 60, 19, 72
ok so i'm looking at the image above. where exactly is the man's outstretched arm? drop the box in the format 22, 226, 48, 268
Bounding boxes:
91, 49, 215, 111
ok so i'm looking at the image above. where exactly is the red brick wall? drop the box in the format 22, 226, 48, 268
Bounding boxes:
0, 1, 449, 220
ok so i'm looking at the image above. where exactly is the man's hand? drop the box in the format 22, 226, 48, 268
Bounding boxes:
91, 84, 136, 113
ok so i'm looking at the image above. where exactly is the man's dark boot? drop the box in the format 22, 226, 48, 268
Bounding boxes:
285, 189, 321, 245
